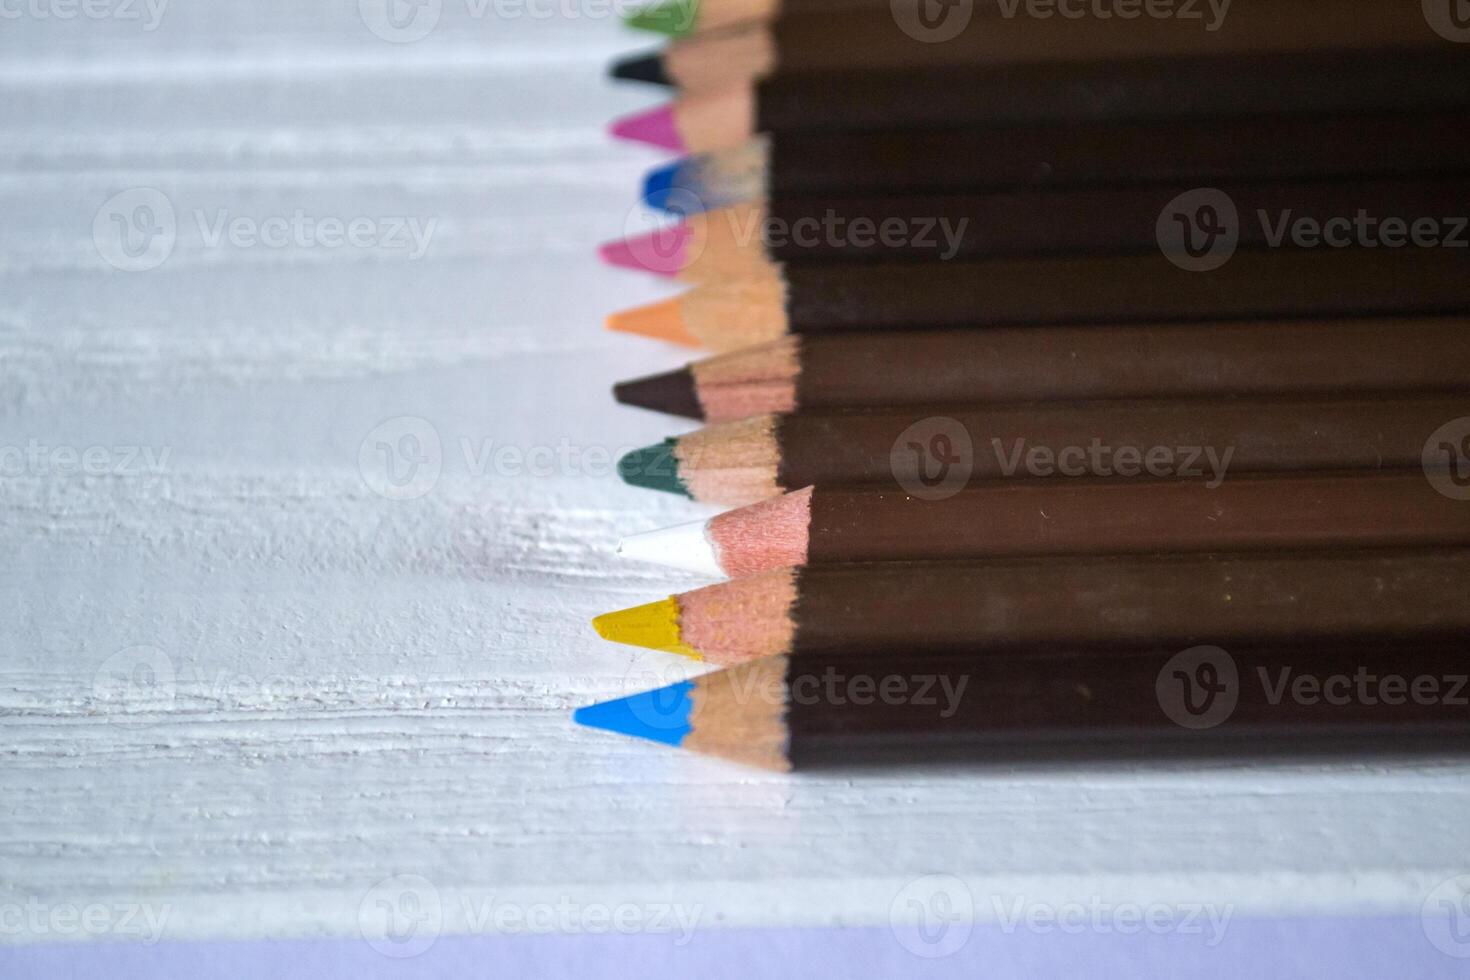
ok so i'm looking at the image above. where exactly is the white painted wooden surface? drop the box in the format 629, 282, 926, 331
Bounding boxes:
3, 0, 1469, 949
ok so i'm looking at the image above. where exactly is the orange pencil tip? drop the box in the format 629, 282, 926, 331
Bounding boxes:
606, 297, 700, 347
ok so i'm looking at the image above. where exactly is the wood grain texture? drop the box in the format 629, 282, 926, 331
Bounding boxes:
2, 0, 1469, 951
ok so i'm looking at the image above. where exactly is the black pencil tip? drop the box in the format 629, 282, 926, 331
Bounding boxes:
613, 368, 702, 420
610, 51, 672, 87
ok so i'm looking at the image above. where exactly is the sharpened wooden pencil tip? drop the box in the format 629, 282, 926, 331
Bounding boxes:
592, 597, 702, 659
610, 51, 672, 86
606, 297, 699, 346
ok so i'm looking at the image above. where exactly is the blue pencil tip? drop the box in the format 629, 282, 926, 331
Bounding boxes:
642, 161, 683, 212
574, 680, 694, 747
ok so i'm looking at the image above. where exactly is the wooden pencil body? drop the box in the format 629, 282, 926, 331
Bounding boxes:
761, 111, 1470, 196
758, 178, 1470, 264
789, 320, 1470, 411
802, 473, 1470, 564
752, 50, 1470, 133
771, 394, 1469, 493
775, 642, 1470, 768
779, 249, 1470, 334
785, 550, 1470, 656
762, 3, 1438, 75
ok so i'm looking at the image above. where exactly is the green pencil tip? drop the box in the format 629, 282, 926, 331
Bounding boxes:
618, 440, 690, 496
623, 0, 698, 36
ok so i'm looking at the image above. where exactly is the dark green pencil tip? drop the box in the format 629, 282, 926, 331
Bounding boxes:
624, 0, 699, 36
618, 440, 690, 496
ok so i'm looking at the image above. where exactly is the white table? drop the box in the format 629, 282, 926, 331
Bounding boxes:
3, 0, 1468, 953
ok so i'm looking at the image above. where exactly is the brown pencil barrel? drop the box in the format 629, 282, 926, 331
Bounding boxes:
760, 3, 1440, 76
772, 394, 1469, 492
762, 111, 1470, 196
760, 178, 1470, 264
752, 50, 1470, 133
776, 642, 1470, 768
790, 320, 1470, 410
781, 249, 1470, 334
786, 550, 1470, 656
802, 473, 1470, 564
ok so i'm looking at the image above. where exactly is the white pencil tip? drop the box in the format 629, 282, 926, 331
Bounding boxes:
617, 519, 723, 576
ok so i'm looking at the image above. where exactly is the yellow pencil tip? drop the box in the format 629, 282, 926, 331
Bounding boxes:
592, 596, 702, 659
606, 297, 701, 347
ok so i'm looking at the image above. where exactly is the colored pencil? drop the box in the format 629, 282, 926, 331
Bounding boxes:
614, 49, 1470, 153
612, 4, 1442, 94
590, 549, 1470, 664
612, 319, 1470, 423
601, 178, 1470, 279
574, 641, 1470, 770
615, 393, 1468, 505
614, 315, 1470, 420
640, 111, 1470, 213
616, 474, 1470, 577
606, 248, 1470, 351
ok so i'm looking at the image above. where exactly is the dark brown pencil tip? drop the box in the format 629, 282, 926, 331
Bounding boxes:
610, 52, 671, 87
613, 368, 703, 419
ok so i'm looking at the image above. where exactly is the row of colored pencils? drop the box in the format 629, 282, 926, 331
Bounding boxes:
578, 0, 1470, 771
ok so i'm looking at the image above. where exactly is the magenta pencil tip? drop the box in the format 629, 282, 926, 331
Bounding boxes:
609, 105, 685, 152
598, 225, 691, 276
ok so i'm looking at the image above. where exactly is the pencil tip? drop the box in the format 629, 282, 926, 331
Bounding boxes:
609, 104, 685, 152
642, 160, 712, 215
592, 597, 701, 658
606, 297, 700, 346
617, 440, 691, 496
623, 0, 698, 36
610, 51, 672, 87
597, 225, 690, 277
613, 367, 703, 418
574, 680, 695, 746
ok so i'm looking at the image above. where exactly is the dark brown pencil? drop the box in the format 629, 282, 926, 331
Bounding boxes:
642, 110, 1470, 215
576, 640, 1470, 770
613, 318, 1470, 423
648, 49, 1470, 153
617, 393, 1470, 505
610, 247, 1470, 350
631, 3, 1445, 94
592, 549, 1470, 665
616, 473, 1470, 576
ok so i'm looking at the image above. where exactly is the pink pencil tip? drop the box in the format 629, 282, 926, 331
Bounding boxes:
609, 105, 685, 152
598, 225, 691, 277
